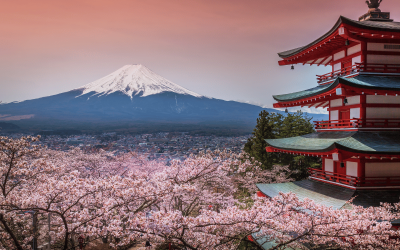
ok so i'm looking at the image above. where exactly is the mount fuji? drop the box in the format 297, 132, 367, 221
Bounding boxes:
0, 65, 325, 132
76, 64, 203, 99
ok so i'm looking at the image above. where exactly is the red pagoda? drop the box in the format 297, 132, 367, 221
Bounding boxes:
256, 0, 400, 234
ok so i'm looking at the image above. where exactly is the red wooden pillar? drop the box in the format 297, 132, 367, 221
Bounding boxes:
360, 94, 366, 127
358, 158, 366, 186
361, 41, 367, 66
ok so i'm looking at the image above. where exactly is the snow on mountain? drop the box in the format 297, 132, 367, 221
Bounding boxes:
75, 64, 203, 98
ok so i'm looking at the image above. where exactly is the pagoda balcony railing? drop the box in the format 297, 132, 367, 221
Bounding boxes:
309, 168, 400, 187
317, 64, 360, 84
317, 63, 400, 84
314, 118, 400, 130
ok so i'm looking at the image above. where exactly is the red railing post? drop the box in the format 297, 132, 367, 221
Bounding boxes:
316, 63, 400, 84
314, 118, 398, 130
309, 168, 400, 187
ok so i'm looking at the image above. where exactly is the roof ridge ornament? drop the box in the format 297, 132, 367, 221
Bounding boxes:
366, 0, 382, 11
359, 0, 392, 22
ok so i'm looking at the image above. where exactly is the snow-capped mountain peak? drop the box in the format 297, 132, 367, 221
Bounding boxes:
76, 64, 203, 98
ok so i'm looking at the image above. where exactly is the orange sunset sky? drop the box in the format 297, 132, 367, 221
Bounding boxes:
1, 0, 400, 110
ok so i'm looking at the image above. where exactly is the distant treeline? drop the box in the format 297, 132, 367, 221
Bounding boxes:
38, 129, 83, 136
7, 118, 256, 137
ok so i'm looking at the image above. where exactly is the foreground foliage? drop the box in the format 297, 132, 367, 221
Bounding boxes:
0, 136, 400, 249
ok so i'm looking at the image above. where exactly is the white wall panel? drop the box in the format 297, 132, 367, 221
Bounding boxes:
346, 95, 360, 105
331, 98, 342, 107
348, 44, 361, 55
366, 108, 400, 118
334, 50, 346, 61
367, 54, 400, 64
330, 110, 339, 121
333, 63, 341, 71
352, 55, 362, 65
350, 108, 360, 119
365, 162, 400, 177
367, 95, 400, 104
346, 161, 358, 177
325, 159, 334, 172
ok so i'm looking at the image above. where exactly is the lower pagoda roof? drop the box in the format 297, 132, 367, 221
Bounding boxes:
273, 75, 400, 103
257, 179, 353, 210
257, 179, 400, 209
254, 179, 400, 249
265, 131, 400, 155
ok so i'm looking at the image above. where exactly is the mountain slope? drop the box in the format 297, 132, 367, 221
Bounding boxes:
0, 90, 267, 122
0, 65, 327, 131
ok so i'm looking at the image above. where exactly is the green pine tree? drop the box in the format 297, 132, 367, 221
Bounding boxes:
244, 111, 282, 169
244, 110, 321, 180
277, 111, 319, 179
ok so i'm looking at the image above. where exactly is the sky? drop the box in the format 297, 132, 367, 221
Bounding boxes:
1, 0, 400, 111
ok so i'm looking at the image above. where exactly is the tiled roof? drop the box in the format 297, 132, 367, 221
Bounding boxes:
257, 179, 400, 209
255, 180, 400, 249
273, 84, 332, 102
273, 75, 400, 102
257, 180, 354, 210
265, 131, 400, 154
353, 190, 400, 208
347, 17, 400, 31
342, 75, 400, 89
253, 236, 303, 250
278, 16, 400, 58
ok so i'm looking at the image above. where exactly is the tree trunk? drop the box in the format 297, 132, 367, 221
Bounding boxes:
0, 213, 24, 250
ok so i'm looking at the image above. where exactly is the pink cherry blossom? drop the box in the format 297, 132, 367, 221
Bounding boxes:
1, 136, 400, 250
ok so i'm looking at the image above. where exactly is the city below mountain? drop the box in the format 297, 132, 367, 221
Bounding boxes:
0, 65, 327, 133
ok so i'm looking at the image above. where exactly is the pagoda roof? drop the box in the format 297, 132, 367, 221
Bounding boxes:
257, 179, 400, 209
273, 75, 400, 103
254, 180, 400, 248
257, 180, 354, 209
278, 16, 400, 66
265, 131, 400, 155
279, 16, 400, 59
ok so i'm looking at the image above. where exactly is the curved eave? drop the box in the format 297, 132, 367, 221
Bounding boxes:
278, 16, 400, 66
256, 180, 355, 210
278, 16, 344, 59
273, 79, 337, 102
273, 76, 400, 108
267, 144, 400, 156
257, 180, 400, 212
265, 131, 400, 156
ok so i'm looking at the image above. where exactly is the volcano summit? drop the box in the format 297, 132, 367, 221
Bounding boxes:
76, 64, 203, 99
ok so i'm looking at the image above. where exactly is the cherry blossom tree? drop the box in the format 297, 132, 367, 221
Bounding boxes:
110, 152, 400, 250
0, 136, 143, 250
1, 136, 400, 250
